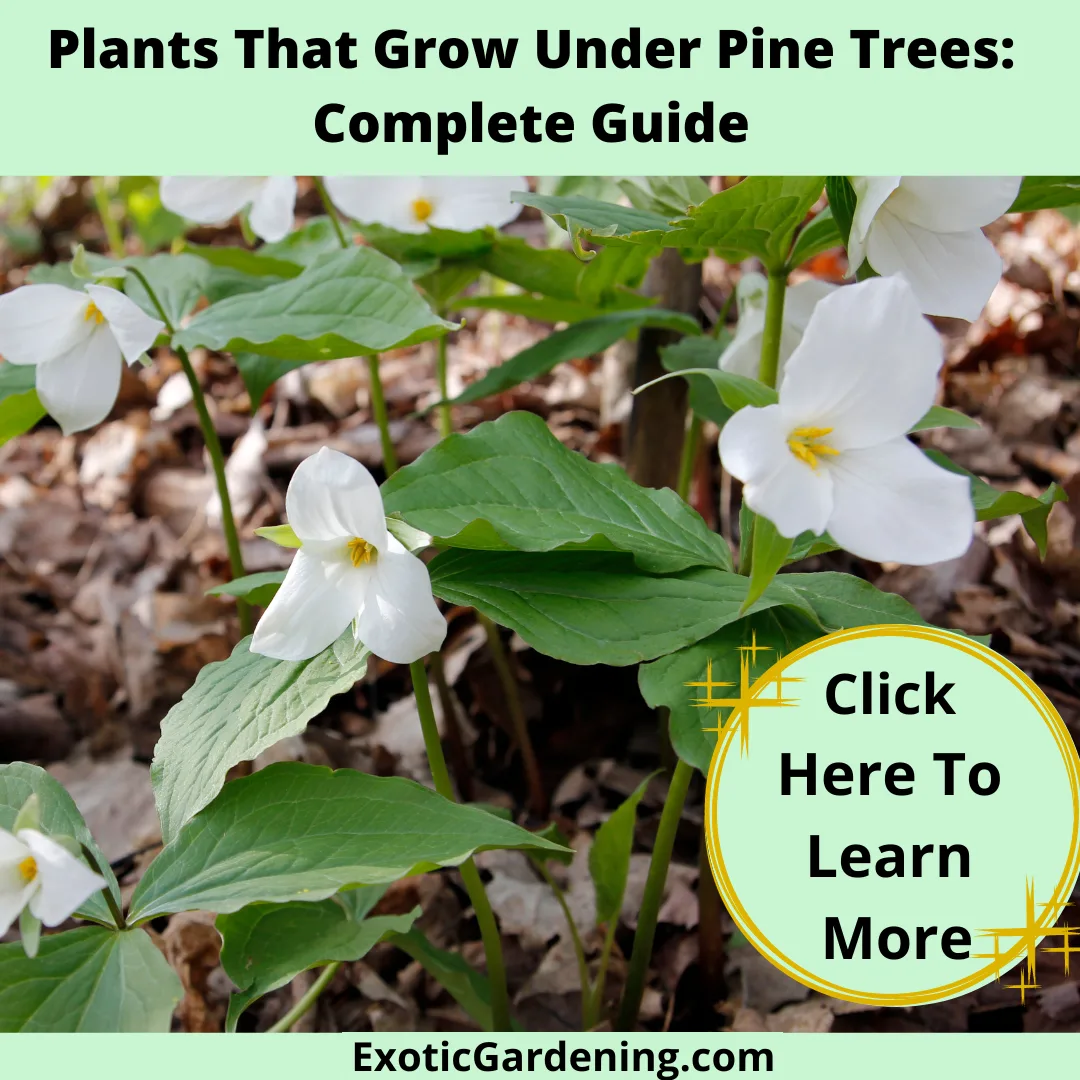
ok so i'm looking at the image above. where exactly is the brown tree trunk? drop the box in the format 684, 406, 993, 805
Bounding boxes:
625, 248, 702, 490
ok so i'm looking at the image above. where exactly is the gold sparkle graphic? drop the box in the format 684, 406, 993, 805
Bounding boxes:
974, 878, 1078, 1003
686, 631, 800, 755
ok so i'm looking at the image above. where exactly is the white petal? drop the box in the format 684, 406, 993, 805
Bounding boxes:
849, 176, 900, 271
0, 284, 95, 366
888, 177, 1022, 233
355, 536, 446, 664
36, 330, 123, 436
778, 276, 942, 449
248, 176, 298, 242
84, 284, 164, 365
250, 549, 367, 662
285, 447, 388, 549
159, 176, 266, 224
0, 832, 36, 935
782, 278, 839, 333
323, 177, 426, 231
719, 404, 833, 538
19, 831, 105, 928
719, 312, 765, 378
866, 213, 1004, 320
425, 177, 526, 231
827, 438, 975, 565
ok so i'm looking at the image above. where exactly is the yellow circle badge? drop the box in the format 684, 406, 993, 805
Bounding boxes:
704, 625, 1080, 1006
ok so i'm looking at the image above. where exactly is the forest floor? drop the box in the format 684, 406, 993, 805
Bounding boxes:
2, 179, 1079, 1032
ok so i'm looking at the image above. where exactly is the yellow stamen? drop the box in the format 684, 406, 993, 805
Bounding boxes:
347, 537, 377, 567
411, 196, 434, 224
17, 856, 37, 883
787, 425, 839, 470
84, 301, 105, 325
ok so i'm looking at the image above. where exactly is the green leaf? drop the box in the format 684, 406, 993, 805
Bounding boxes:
382, 411, 731, 573
659, 336, 734, 427
182, 242, 305, 280
130, 763, 567, 922
218, 890, 418, 1032
0, 387, 45, 446
206, 571, 285, 607
589, 776, 654, 925
515, 192, 674, 249
151, 633, 371, 845
463, 294, 614, 324
789, 208, 842, 267
0, 363, 36, 401
0, 927, 181, 1031
392, 928, 514, 1031
617, 176, 714, 217
447, 309, 701, 406
428, 551, 813, 667
638, 365, 777, 414
235, 353, 306, 411
173, 248, 456, 361
360, 224, 495, 264
825, 176, 857, 248
0, 763, 120, 927
743, 516, 793, 612
640, 572, 930, 770
924, 449, 1067, 557
910, 406, 980, 433
258, 216, 346, 268
475, 235, 586, 301
1010, 177, 1080, 213
663, 177, 826, 271
119, 253, 210, 328
254, 523, 302, 548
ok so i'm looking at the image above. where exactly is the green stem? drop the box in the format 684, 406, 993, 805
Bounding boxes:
409, 659, 512, 1032
587, 918, 619, 1029
436, 334, 453, 439
80, 844, 126, 930
615, 757, 693, 1031
675, 414, 703, 503
536, 862, 591, 1024
313, 177, 349, 249
366, 355, 399, 476
756, 269, 789, 392
92, 177, 124, 258
266, 962, 340, 1033
125, 266, 251, 635
479, 612, 546, 818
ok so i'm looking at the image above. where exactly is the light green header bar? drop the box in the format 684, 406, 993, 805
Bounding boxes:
0, 0, 1064, 172
2, 1032, 1078, 1073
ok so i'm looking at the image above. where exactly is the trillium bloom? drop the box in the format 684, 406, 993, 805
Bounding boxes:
159, 177, 298, 242
250, 448, 446, 663
0, 284, 164, 435
721, 273, 838, 381
0, 827, 106, 935
324, 176, 526, 233
719, 276, 974, 566
848, 176, 1021, 320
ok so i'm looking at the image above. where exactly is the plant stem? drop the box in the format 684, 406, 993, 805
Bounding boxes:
615, 757, 693, 1031
366, 355, 399, 476
92, 177, 124, 258
756, 269, 789, 392
436, 334, 453, 439
267, 962, 340, 1033
479, 613, 546, 818
675, 414, 703, 503
125, 266, 251, 635
409, 659, 512, 1031
313, 177, 349, 249
587, 918, 619, 1029
430, 652, 475, 803
536, 862, 591, 1024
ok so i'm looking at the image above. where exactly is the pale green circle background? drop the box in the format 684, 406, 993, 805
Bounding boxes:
709, 631, 1079, 1002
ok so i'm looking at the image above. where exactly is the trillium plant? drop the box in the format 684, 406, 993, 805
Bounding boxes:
0, 173, 1074, 1033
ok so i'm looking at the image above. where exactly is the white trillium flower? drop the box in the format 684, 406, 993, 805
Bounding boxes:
848, 176, 1021, 321
250, 448, 447, 664
324, 176, 526, 234
0, 283, 164, 435
159, 177, 298, 243
719, 276, 974, 566
0, 827, 106, 936
721, 273, 838, 381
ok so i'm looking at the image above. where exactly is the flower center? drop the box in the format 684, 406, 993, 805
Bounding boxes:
787, 426, 839, 470
84, 301, 105, 325
410, 196, 435, 224
17, 856, 37, 883
347, 537, 377, 567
